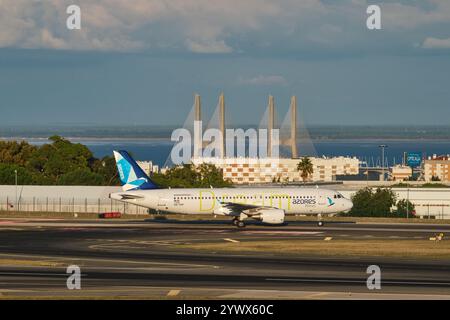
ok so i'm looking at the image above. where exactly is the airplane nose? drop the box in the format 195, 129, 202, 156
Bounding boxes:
347, 200, 353, 210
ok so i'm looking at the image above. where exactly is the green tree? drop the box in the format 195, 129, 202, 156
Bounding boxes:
297, 157, 314, 182
58, 168, 104, 186
152, 163, 231, 188
0, 164, 34, 185
348, 187, 397, 217
0, 136, 120, 186
349, 187, 373, 216
28, 136, 94, 183
370, 188, 397, 216
90, 156, 121, 186
197, 163, 231, 187
0, 140, 37, 166
395, 199, 415, 218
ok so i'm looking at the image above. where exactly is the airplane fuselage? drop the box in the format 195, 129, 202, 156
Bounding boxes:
110, 187, 353, 216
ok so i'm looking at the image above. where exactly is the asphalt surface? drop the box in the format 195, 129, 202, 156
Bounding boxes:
0, 217, 449, 299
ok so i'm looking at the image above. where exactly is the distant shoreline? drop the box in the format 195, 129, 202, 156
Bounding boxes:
2, 137, 450, 143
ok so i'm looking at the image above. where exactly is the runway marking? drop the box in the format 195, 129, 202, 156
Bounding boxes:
0, 221, 15, 225
305, 292, 330, 299
224, 238, 240, 243
83, 266, 201, 272
0, 272, 68, 276
167, 289, 180, 297
87, 239, 191, 250
266, 278, 363, 284
0, 289, 35, 293
266, 278, 450, 286
322, 226, 450, 233
0, 253, 218, 269
0, 282, 66, 287
242, 231, 322, 235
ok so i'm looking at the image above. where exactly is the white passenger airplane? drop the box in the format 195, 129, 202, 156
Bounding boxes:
110, 150, 353, 227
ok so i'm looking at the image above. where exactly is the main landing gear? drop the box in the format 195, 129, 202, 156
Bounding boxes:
232, 217, 246, 228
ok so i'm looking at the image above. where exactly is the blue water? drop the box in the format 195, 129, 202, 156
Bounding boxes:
84, 140, 174, 167
72, 139, 450, 167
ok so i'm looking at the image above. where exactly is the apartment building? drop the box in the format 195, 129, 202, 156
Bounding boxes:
191, 156, 360, 184
424, 155, 450, 182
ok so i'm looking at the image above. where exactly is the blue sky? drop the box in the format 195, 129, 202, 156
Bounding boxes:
0, 0, 449, 126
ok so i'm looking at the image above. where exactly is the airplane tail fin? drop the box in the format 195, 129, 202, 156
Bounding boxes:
113, 150, 159, 191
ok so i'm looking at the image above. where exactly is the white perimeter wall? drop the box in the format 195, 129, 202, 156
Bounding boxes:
0, 185, 148, 215
0, 185, 449, 219
339, 188, 450, 219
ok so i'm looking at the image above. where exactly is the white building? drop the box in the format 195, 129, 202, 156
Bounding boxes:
136, 161, 159, 176
191, 156, 359, 184
390, 165, 413, 181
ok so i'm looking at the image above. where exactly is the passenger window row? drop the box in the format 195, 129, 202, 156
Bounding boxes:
174, 195, 315, 200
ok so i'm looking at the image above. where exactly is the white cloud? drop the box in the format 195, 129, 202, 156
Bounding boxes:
0, 0, 284, 52
1, 1, 450, 54
422, 37, 450, 49
186, 39, 232, 54
238, 75, 288, 86
38, 29, 67, 50
382, 1, 450, 29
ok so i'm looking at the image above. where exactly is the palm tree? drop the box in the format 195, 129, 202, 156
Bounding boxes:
297, 157, 314, 182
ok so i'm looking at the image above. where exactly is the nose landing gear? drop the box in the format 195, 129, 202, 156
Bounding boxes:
317, 214, 324, 227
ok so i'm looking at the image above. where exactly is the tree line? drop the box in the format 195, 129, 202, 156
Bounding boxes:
0, 136, 120, 186
152, 163, 232, 188
0, 136, 231, 188
346, 187, 415, 218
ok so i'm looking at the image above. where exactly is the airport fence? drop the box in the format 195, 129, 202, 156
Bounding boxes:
0, 196, 148, 215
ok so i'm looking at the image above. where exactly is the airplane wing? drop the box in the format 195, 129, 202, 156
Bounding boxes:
215, 199, 273, 217
215, 199, 285, 225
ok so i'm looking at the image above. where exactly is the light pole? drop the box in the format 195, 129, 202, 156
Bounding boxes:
379, 145, 387, 181
14, 169, 18, 211
406, 188, 410, 219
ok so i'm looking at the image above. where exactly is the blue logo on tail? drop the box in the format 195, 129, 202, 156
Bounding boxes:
113, 150, 159, 191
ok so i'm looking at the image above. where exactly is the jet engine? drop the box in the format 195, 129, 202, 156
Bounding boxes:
256, 209, 285, 224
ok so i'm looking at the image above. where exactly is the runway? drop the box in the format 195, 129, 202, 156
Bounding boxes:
0, 217, 449, 299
